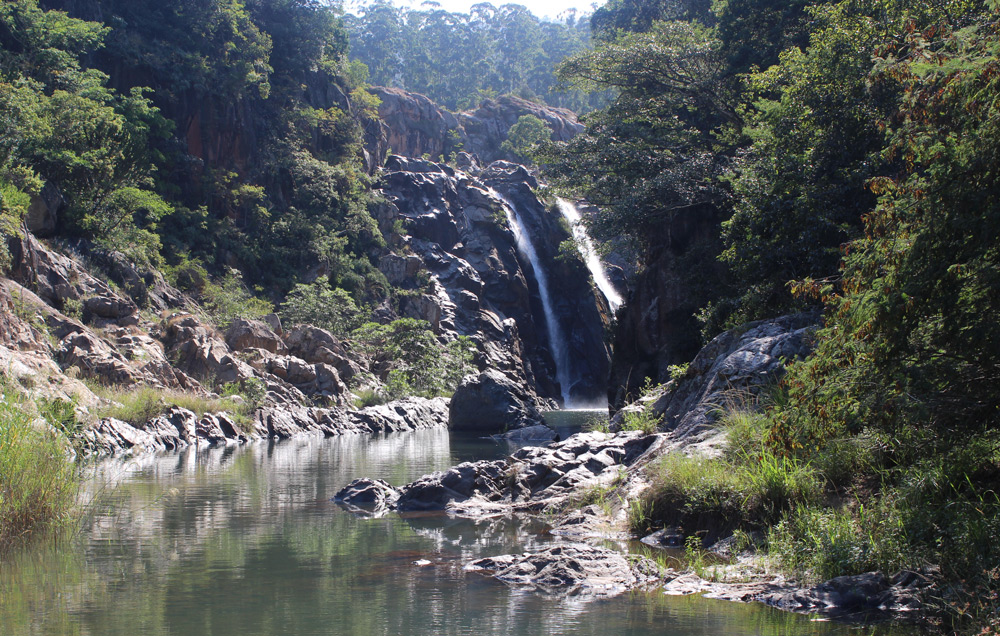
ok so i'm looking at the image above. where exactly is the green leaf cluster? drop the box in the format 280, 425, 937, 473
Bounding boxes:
350, 318, 475, 399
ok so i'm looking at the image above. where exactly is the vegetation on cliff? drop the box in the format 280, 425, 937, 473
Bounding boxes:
548, 0, 999, 628
1, 0, 384, 301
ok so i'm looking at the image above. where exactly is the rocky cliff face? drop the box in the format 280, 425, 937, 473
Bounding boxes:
373, 155, 611, 405
1, 231, 451, 456
368, 87, 584, 168
606, 210, 728, 410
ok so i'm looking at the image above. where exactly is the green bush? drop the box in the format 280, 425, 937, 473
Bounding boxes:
351, 319, 475, 399
620, 408, 659, 435
500, 115, 550, 163
280, 280, 364, 335
201, 269, 273, 329
352, 388, 386, 409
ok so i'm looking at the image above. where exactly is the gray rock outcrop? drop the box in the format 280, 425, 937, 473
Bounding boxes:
465, 544, 659, 597
375, 154, 611, 404
612, 314, 817, 452
344, 430, 656, 516
368, 87, 583, 167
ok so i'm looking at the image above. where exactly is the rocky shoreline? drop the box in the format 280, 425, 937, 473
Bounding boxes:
328, 313, 940, 628
335, 424, 937, 626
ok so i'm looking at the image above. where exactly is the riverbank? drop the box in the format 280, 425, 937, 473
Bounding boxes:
0, 428, 914, 636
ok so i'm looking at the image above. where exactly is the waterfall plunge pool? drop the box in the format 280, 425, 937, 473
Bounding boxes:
1, 428, 918, 636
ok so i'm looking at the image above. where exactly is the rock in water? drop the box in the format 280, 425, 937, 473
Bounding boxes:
465, 544, 659, 597
333, 478, 400, 517
448, 369, 542, 432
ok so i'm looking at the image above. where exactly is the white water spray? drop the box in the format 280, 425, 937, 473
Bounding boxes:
556, 198, 624, 312
491, 190, 573, 405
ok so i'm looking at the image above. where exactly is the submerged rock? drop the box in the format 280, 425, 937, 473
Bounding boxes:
640, 528, 684, 549
334, 478, 400, 517
465, 544, 659, 597
495, 424, 557, 443
674, 567, 939, 620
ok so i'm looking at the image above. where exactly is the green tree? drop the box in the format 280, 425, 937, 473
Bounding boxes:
543, 20, 736, 246
280, 279, 364, 335
717, 3, 896, 325
500, 114, 550, 161
351, 318, 475, 398
0, 0, 171, 264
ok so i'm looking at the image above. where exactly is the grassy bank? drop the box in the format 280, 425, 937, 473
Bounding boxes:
85, 381, 263, 433
631, 407, 1000, 633
0, 386, 78, 552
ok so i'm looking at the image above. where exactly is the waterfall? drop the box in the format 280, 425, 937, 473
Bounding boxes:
491, 190, 573, 406
556, 198, 623, 313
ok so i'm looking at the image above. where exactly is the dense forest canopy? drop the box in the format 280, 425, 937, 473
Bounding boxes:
343, 1, 611, 112
1, 0, 385, 302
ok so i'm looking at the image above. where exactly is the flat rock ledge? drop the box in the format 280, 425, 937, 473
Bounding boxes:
660, 568, 938, 621
82, 396, 451, 456
465, 544, 660, 597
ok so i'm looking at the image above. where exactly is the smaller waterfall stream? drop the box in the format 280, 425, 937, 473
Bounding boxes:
556, 198, 623, 312
492, 190, 573, 405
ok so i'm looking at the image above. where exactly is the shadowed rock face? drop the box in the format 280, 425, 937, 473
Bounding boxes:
375, 155, 612, 405
449, 369, 542, 433
611, 313, 817, 457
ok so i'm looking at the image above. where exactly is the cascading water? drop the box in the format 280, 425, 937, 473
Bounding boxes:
491, 189, 573, 406
556, 198, 623, 312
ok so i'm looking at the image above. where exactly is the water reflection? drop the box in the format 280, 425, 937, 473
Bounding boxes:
1, 430, 916, 636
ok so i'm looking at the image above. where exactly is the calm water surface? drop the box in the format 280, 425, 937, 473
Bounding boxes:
0, 427, 917, 635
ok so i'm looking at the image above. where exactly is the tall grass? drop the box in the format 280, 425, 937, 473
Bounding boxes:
631, 407, 821, 541
0, 392, 78, 552
87, 383, 254, 431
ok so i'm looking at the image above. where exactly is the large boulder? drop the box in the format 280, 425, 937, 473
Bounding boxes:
225, 318, 286, 354
334, 478, 400, 517
283, 325, 366, 382
449, 369, 542, 432
396, 459, 509, 512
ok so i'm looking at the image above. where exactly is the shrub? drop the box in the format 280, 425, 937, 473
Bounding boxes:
201, 268, 273, 329
351, 319, 475, 398
0, 388, 78, 552
352, 388, 386, 409
280, 280, 363, 335
620, 408, 659, 434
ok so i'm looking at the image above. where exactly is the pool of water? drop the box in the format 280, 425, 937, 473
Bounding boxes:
0, 428, 917, 636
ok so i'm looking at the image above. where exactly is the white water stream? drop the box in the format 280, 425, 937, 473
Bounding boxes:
556, 198, 624, 312
492, 190, 573, 405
